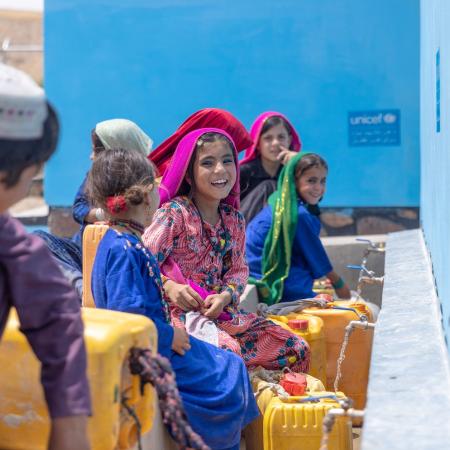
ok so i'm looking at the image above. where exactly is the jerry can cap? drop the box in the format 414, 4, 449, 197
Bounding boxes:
288, 319, 309, 330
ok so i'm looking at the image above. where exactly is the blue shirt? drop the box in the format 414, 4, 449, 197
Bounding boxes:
72, 175, 91, 246
246, 202, 332, 302
91, 229, 174, 357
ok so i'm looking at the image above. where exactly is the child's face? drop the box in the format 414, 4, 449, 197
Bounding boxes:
191, 140, 236, 203
258, 123, 292, 163
0, 164, 42, 213
296, 165, 327, 205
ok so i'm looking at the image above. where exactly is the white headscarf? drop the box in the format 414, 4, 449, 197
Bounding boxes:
95, 119, 153, 156
0, 63, 47, 139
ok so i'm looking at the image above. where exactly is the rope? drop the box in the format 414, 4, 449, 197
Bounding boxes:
128, 347, 210, 450
121, 397, 142, 450
319, 414, 335, 450
296, 395, 338, 403
333, 325, 353, 393
257, 297, 329, 317
250, 367, 290, 400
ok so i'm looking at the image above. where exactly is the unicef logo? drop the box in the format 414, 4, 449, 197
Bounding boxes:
383, 113, 397, 124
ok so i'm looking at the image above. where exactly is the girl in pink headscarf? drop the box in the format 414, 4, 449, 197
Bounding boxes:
143, 128, 310, 373
240, 111, 301, 224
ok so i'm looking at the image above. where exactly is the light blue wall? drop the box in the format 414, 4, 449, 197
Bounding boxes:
421, 0, 450, 344
45, 0, 419, 207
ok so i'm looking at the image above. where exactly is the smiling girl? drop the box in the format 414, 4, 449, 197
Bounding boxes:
143, 128, 310, 373
246, 152, 351, 304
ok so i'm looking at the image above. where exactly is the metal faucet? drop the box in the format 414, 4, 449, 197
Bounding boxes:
347, 262, 384, 296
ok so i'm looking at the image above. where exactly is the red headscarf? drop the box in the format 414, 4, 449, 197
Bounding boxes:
149, 108, 253, 175
239, 111, 302, 166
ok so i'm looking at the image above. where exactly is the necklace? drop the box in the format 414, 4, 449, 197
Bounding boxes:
107, 219, 145, 237
191, 200, 229, 257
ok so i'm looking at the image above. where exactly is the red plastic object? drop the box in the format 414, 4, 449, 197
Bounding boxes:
280, 372, 308, 396
287, 319, 309, 331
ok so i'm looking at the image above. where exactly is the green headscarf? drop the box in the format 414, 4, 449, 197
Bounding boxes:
250, 152, 310, 305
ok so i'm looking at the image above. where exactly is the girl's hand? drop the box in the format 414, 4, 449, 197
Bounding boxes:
277, 146, 297, 165
335, 284, 351, 299
202, 292, 231, 319
327, 271, 351, 300
171, 327, 191, 355
48, 416, 90, 450
164, 280, 202, 311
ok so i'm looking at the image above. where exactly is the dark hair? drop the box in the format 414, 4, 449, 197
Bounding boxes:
0, 103, 59, 187
91, 129, 106, 155
294, 153, 328, 181
178, 132, 236, 197
294, 153, 328, 215
86, 147, 156, 212
260, 115, 292, 141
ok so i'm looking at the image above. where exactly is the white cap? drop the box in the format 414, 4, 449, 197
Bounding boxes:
0, 63, 48, 140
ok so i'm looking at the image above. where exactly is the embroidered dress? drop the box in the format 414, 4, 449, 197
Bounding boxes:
92, 228, 259, 450
144, 195, 310, 372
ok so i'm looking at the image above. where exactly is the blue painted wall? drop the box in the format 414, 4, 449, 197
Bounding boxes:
45, 0, 419, 207
421, 0, 450, 346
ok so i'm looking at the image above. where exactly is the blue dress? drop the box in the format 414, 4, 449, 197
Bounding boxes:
31, 176, 89, 298
246, 202, 333, 302
92, 229, 259, 450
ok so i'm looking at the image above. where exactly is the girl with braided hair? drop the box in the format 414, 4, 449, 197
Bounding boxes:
88, 148, 259, 450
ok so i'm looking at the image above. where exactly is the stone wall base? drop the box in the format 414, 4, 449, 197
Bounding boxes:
46, 206, 420, 238
320, 207, 419, 236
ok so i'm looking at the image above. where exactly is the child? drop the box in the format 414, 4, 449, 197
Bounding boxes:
240, 111, 302, 224
36, 118, 152, 298
72, 118, 153, 246
88, 148, 259, 450
143, 128, 310, 372
149, 107, 253, 175
246, 152, 351, 304
0, 63, 90, 449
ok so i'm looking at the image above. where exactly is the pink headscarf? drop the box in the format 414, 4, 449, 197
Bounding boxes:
239, 111, 302, 166
159, 127, 241, 208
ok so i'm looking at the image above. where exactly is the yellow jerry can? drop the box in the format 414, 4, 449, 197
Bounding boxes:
302, 300, 374, 410
246, 372, 326, 450
268, 313, 327, 385
82, 223, 110, 308
0, 307, 157, 450
263, 393, 352, 450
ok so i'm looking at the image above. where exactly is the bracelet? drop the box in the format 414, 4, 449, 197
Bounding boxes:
332, 277, 345, 290
161, 275, 170, 286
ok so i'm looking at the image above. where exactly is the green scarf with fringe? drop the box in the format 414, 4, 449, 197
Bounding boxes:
249, 152, 309, 305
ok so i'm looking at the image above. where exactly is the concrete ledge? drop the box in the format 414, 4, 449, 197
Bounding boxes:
362, 229, 450, 449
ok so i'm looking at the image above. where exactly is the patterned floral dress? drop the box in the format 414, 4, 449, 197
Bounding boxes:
143, 196, 310, 372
